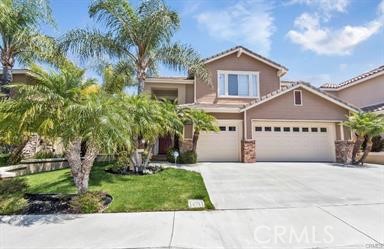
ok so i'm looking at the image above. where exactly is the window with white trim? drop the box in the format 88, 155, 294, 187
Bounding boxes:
217, 71, 259, 97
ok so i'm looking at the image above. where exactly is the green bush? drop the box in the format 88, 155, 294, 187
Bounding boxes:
0, 195, 28, 215
179, 151, 197, 164
33, 151, 62, 159
167, 148, 180, 163
0, 178, 29, 196
0, 154, 10, 166
70, 191, 105, 214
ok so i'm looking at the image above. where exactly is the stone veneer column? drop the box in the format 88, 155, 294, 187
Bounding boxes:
241, 140, 256, 163
179, 139, 193, 153
335, 140, 354, 164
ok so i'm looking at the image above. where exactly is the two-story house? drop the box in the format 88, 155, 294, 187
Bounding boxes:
145, 46, 359, 163
320, 65, 384, 114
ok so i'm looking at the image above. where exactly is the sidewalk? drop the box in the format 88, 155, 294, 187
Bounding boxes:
1, 204, 383, 249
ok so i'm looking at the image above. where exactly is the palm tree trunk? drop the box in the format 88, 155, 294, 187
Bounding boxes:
143, 142, 155, 169
137, 69, 146, 94
192, 130, 199, 153
65, 139, 98, 194
351, 134, 364, 164
1, 65, 12, 94
8, 138, 29, 165
358, 137, 373, 166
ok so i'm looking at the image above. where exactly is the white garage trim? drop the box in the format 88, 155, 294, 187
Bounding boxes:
252, 120, 336, 162
197, 120, 243, 162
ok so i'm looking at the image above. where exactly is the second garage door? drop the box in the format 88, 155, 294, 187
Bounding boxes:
197, 120, 242, 162
252, 121, 336, 162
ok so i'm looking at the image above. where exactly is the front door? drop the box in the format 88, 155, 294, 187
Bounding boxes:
158, 135, 173, 154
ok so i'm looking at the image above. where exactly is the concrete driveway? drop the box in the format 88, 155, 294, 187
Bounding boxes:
1, 162, 384, 249
199, 162, 384, 209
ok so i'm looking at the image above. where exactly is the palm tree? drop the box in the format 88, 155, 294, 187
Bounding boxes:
0, 0, 56, 93
0, 60, 133, 193
186, 109, 219, 153
345, 112, 384, 165
126, 96, 183, 170
61, 0, 209, 94
99, 62, 134, 94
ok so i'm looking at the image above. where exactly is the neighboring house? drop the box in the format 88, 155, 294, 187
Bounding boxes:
320, 65, 384, 114
0, 69, 36, 97
145, 46, 358, 163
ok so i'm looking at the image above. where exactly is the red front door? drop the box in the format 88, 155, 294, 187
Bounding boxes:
158, 135, 172, 154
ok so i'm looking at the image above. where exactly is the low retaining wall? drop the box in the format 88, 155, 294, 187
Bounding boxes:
0, 155, 116, 178
365, 152, 384, 165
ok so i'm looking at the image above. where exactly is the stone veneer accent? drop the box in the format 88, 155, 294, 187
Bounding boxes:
179, 139, 193, 153
335, 140, 354, 164
241, 140, 256, 163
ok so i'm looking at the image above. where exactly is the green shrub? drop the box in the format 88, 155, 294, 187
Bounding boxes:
167, 148, 180, 163
115, 151, 130, 168
34, 151, 61, 159
0, 178, 28, 196
70, 191, 105, 214
179, 151, 197, 164
0, 154, 10, 166
0, 195, 28, 215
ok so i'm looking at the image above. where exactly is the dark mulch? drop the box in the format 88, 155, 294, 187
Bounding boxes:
23, 193, 112, 215
105, 165, 163, 175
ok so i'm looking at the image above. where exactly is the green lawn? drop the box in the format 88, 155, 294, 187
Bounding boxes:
22, 162, 214, 212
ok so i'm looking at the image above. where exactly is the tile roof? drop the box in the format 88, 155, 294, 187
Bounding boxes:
242, 82, 359, 112
202, 46, 288, 71
361, 102, 384, 113
320, 65, 384, 89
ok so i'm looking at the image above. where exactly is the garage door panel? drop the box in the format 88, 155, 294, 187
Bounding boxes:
197, 120, 242, 162
252, 121, 336, 162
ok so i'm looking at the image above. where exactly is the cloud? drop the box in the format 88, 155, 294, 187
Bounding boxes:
195, 0, 275, 54
287, 1, 384, 55
289, 0, 349, 18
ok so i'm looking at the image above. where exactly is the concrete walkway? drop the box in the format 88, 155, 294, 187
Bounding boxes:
1, 162, 383, 248
1, 205, 383, 249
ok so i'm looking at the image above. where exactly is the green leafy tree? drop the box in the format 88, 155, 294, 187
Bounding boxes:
345, 112, 384, 165
186, 109, 219, 153
99, 62, 134, 94
61, 0, 209, 94
0, 0, 56, 92
0, 60, 133, 193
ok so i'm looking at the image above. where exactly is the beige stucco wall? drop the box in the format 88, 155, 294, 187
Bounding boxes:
324, 74, 384, 108
244, 87, 350, 139
196, 53, 280, 105
211, 112, 243, 120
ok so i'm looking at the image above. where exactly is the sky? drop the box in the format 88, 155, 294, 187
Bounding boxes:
42, 0, 384, 87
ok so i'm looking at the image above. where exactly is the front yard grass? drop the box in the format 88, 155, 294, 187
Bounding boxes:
21, 162, 214, 212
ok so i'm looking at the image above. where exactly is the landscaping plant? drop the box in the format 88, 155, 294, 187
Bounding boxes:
345, 112, 384, 165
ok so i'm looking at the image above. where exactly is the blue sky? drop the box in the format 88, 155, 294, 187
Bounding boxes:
44, 0, 384, 86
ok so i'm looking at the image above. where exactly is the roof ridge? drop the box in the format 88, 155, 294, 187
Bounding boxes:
202, 45, 288, 71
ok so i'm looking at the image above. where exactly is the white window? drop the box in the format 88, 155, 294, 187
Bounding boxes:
217, 71, 259, 98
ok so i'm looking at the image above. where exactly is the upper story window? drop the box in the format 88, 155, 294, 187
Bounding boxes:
217, 71, 259, 98
294, 90, 302, 106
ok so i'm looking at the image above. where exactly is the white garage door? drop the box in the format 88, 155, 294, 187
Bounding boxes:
252, 121, 336, 162
197, 120, 242, 161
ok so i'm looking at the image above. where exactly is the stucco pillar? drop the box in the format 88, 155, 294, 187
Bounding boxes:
335, 140, 354, 164
241, 140, 256, 163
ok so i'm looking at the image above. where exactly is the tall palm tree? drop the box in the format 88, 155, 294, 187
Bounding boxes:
0, 0, 56, 93
186, 109, 219, 153
99, 62, 134, 94
61, 0, 209, 94
0, 60, 133, 193
345, 112, 384, 165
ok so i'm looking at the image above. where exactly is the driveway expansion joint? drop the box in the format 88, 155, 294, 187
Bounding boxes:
317, 206, 383, 245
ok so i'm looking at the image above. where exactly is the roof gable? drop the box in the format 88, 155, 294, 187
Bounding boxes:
320, 65, 384, 91
202, 46, 288, 77
242, 82, 359, 112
